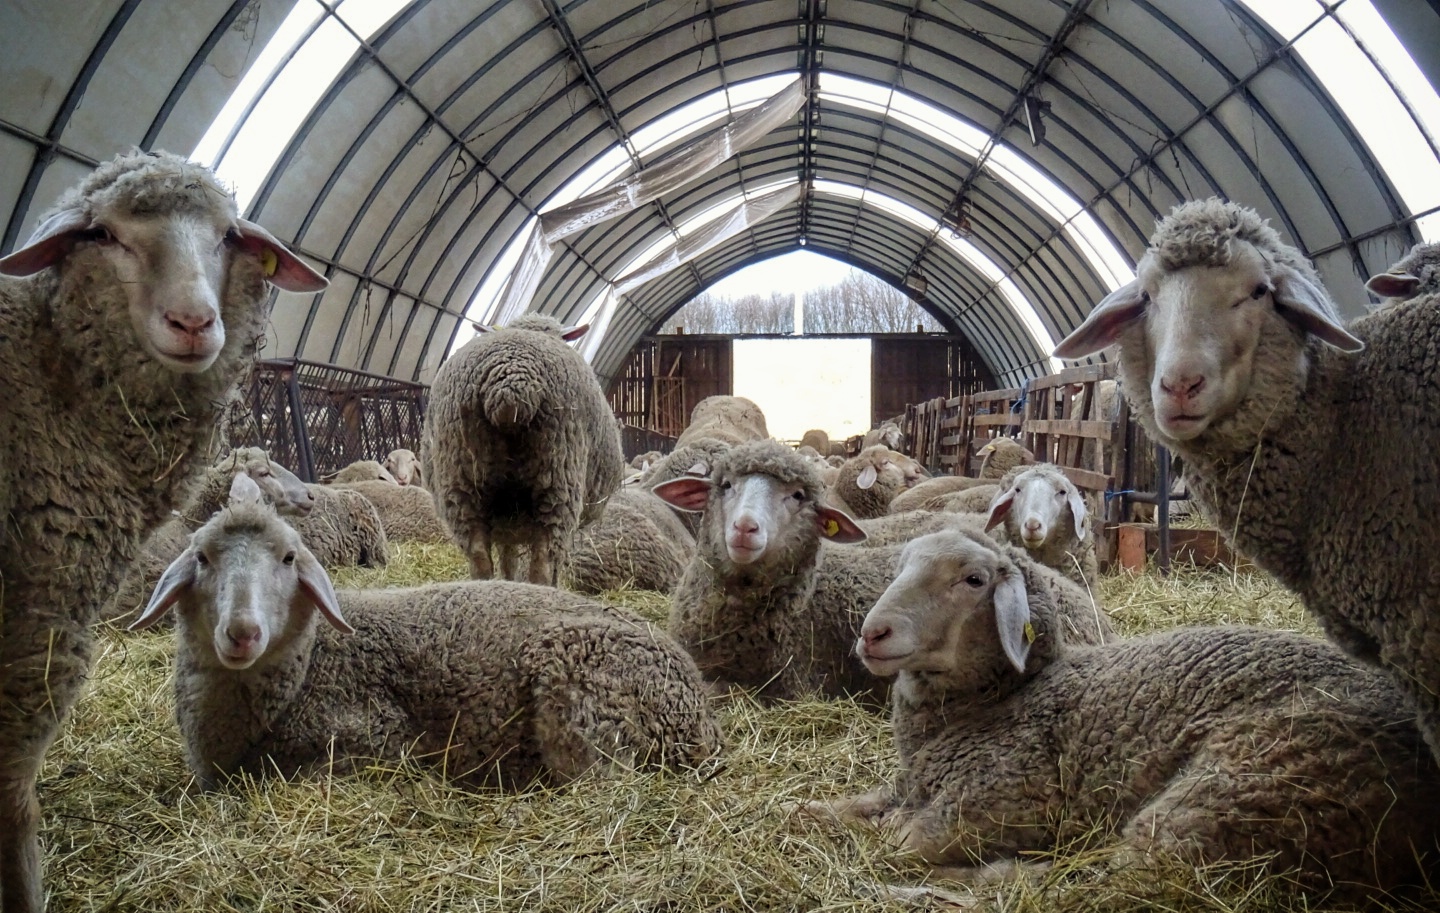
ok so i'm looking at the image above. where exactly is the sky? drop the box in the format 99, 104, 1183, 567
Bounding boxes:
703, 249, 858, 300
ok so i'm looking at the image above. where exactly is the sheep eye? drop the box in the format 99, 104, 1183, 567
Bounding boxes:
283, 551, 296, 566
963, 574, 985, 588
719, 480, 732, 492
83, 226, 116, 245
1139, 290, 1151, 305
1251, 283, 1268, 300
195, 552, 209, 566
792, 490, 806, 502
1055, 489, 1066, 499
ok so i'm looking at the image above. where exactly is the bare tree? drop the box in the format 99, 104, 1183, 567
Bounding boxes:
667, 291, 794, 334
804, 271, 941, 333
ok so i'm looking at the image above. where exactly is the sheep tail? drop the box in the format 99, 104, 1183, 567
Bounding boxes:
481, 382, 539, 427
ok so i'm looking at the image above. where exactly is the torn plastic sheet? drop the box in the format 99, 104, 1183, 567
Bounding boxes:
614, 183, 802, 294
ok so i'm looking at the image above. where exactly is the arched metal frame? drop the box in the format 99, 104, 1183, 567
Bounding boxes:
2, 0, 1435, 389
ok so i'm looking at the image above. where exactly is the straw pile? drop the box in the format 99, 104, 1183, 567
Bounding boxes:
37, 543, 1431, 912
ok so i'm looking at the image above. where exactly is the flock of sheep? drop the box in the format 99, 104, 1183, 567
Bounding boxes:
2, 151, 1440, 912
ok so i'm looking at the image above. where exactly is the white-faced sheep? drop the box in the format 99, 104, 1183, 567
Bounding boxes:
828, 445, 929, 520
861, 419, 904, 451
817, 529, 1439, 903
984, 464, 1099, 591
974, 436, 1034, 477
327, 458, 398, 484
655, 440, 1109, 705
422, 316, 624, 585
0, 150, 326, 913
1054, 197, 1440, 763
383, 447, 423, 486
673, 394, 769, 447
330, 478, 449, 544
130, 475, 721, 791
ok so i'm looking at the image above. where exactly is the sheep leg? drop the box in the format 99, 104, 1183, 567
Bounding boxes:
525, 530, 557, 587
0, 768, 44, 913
465, 525, 494, 579
497, 543, 520, 581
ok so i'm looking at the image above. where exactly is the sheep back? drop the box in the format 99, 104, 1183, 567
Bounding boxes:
332, 479, 449, 543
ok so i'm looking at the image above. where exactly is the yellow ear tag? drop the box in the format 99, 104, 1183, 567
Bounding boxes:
261, 249, 278, 277
1023, 622, 1036, 644
824, 518, 840, 537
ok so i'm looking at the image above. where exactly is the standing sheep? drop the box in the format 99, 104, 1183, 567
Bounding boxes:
130, 475, 722, 790
1054, 197, 1440, 762
817, 529, 1440, 903
799, 428, 830, 455
423, 316, 624, 585
0, 150, 326, 913
984, 463, 1099, 591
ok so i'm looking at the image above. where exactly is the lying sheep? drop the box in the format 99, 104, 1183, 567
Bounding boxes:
566, 487, 696, 594
974, 437, 1034, 477
382, 448, 423, 487
294, 484, 390, 569
674, 394, 769, 447
855, 509, 989, 548
630, 449, 664, 472
331, 478, 449, 544
985, 464, 1098, 591
655, 441, 1108, 705
829, 446, 929, 520
934, 484, 1001, 515
130, 475, 722, 791
1054, 197, 1440, 763
817, 529, 1439, 903
327, 459, 398, 484
887, 474, 996, 514
423, 316, 624, 585
0, 149, 326, 913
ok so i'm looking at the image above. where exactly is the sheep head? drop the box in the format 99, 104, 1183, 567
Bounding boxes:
985, 467, 1087, 548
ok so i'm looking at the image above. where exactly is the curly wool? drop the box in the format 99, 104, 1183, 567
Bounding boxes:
1144, 197, 1319, 281
330, 479, 449, 544
830, 446, 917, 519
566, 487, 695, 594
293, 485, 390, 569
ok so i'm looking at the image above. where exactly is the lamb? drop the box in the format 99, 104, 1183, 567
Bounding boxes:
861, 419, 904, 451
331, 478, 449, 544
422, 316, 624, 585
1364, 240, 1440, 305
673, 394, 769, 447
383, 447, 423, 486
130, 475, 722, 791
327, 459, 398, 484
828, 445, 929, 520
816, 529, 1440, 903
0, 149, 326, 913
565, 487, 696, 594
293, 484, 390, 568
1053, 197, 1440, 762
654, 440, 1109, 705
984, 464, 1099, 591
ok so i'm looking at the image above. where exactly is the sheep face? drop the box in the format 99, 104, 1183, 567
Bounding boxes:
228, 448, 314, 517
858, 531, 1032, 681
384, 448, 422, 486
985, 469, 1086, 549
131, 476, 350, 668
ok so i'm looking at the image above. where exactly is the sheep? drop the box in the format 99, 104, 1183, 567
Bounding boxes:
828, 445, 929, 520
0, 149, 326, 913
331, 478, 450, 544
816, 529, 1440, 903
422, 315, 624, 585
974, 436, 1034, 477
673, 394, 769, 447
630, 449, 664, 472
887, 474, 997, 514
327, 458, 398, 484
635, 437, 735, 536
855, 509, 989, 548
799, 428, 830, 454
293, 484, 390, 569
104, 447, 316, 625
383, 447, 423, 486
934, 483, 1001, 515
1053, 197, 1440, 763
654, 440, 1109, 705
984, 464, 1098, 591
565, 487, 696, 594
130, 475, 722, 791
861, 419, 904, 451
1365, 240, 1440, 305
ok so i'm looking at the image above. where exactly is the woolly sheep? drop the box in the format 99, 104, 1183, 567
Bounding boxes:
1365, 240, 1440, 305
383, 447, 423, 486
861, 419, 904, 451
934, 483, 1001, 515
331, 478, 449, 544
984, 464, 1098, 591
799, 428, 830, 454
566, 487, 696, 594
294, 484, 390, 569
636, 437, 735, 536
818, 529, 1438, 902
327, 459, 398, 484
130, 475, 722, 791
673, 394, 769, 447
828, 445, 929, 520
886, 474, 996, 514
105, 447, 316, 625
855, 509, 989, 548
655, 441, 1109, 705
423, 316, 624, 585
1054, 197, 1440, 762
974, 437, 1034, 478
0, 150, 326, 913
630, 449, 664, 472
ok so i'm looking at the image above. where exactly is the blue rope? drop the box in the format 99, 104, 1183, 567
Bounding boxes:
1105, 489, 1137, 502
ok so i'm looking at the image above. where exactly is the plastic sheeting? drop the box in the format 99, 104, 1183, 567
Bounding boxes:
490, 78, 806, 325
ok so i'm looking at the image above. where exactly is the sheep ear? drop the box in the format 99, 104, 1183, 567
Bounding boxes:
296, 549, 352, 633
1067, 490, 1088, 541
0, 208, 91, 276
1053, 279, 1148, 358
229, 473, 263, 506
993, 571, 1032, 673
561, 323, 591, 341
1365, 271, 1420, 300
1271, 263, 1364, 352
652, 476, 712, 512
985, 487, 1015, 532
856, 465, 879, 490
232, 218, 329, 293
129, 550, 198, 630
815, 505, 867, 543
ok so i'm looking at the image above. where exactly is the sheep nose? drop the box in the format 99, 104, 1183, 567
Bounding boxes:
165, 308, 217, 336
732, 516, 760, 535
1024, 519, 1042, 533
226, 622, 261, 649
862, 625, 892, 646
1159, 371, 1205, 401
